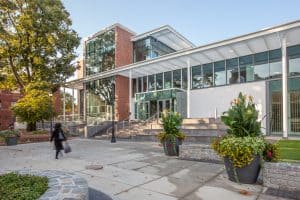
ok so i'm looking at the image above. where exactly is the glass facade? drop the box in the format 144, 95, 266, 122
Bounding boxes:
190, 47, 288, 89
86, 77, 114, 124
133, 36, 175, 62
269, 77, 300, 136
85, 29, 115, 76
288, 44, 300, 76
173, 69, 181, 88
164, 71, 172, 89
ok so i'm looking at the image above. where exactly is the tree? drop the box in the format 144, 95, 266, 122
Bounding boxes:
0, 0, 80, 92
12, 82, 54, 131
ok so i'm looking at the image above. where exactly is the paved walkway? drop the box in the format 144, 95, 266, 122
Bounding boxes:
0, 139, 291, 200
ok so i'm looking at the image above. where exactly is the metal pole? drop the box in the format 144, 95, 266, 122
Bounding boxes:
63, 87, 66, 124
187, 58, 191, 118
111, 83, 116, 143
72, 88, 75, 121
129, 70, 132, 120
49, 93, 53, 134
281, 34, 288, 138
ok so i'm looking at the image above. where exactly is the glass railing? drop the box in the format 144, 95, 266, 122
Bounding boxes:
135, 88, 185, 102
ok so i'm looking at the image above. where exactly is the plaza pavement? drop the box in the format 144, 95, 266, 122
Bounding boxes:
0, 138, 290, 200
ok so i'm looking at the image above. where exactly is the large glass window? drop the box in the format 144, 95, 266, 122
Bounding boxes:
239, 55, 254, 82
269, 49, 282, 78
288, 45, 300, 76
133, 36, 175, 62
214, 61, 226, 86
143, 76, 147, 92
156, 73, 163, 90
202, 63, 213, 87
86, 77, 114, 124
254, 51, 269, 80
148, 75, 155, 91
85, 29, 115, 76
164, 71, 172, 89
192, 65, 202, 89
226, 58, 239, 84
173, 69, 181, 88
182, 68, 188, 89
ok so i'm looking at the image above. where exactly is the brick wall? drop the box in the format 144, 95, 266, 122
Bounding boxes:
0, 91, 22, 130
114, 26, 134, 121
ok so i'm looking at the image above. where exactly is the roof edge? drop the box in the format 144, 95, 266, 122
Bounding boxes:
131, 24, 196, 48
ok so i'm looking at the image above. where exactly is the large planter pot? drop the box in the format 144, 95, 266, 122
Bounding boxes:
5, 136, 18, 146
163, 138, 179, 156
224, 155, 261, 184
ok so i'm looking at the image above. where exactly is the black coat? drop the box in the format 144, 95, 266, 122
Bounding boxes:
51, 128, 66, 150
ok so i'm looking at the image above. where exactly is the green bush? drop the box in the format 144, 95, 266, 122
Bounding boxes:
157, 111, 185, 143
0, 130, 19, 142
263, 141, 280, 162
32, 130, 48, 135
212, 135, 265, 167
221, 92, 262, 137
0, 172, 48, 200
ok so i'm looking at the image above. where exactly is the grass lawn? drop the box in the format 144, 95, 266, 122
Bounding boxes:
278, 140, 300, 162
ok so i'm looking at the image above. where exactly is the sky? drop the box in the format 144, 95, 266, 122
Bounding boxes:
62, 0, 300, 55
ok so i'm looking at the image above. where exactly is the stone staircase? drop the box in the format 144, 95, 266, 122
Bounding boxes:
95, 117, 227, 144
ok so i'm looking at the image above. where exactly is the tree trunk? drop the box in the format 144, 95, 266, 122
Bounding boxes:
26, 122, 36, 132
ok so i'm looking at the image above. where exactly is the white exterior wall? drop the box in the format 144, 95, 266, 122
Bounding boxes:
190, 81, 267, 134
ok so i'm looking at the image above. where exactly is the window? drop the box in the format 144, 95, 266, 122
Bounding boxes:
288, 45, 300, 76
239, 55, 254, 82
214, 61, 226, 86
269, 49, 282, 78
202, 63, 213, 87
133, 36, 175, 62
192, 65, 202, 89
85, 30, 115, 76
148, 75, 155, 91
138, 77, 142, 92
254, 51, 269, 80
182, 68, 188, 89
143, 76, 147, 92
173, 69, 181, 88
164, 71, 172, 89
132, 79, 137, 97
226, 58, 239, 84
156, 73, 163, 90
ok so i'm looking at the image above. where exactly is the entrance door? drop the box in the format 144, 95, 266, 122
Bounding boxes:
150, 100, 157, 117
157, 99, 172, 117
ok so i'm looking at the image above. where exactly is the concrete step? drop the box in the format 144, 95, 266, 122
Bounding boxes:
95, 134, 221, 144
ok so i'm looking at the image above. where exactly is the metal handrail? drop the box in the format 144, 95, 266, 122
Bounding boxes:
106, 117, 131, 135
143, 112, 159, 130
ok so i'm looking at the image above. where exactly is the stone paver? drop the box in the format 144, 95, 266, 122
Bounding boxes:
0, 139, 293, 200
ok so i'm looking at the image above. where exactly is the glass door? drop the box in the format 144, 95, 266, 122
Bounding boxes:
290, 91, 300, 135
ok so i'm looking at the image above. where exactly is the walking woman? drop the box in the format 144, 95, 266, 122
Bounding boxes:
50, 123, 66, 159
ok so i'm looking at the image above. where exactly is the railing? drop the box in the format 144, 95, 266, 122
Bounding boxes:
105, 118, 131, 135
143, 112, 160, 130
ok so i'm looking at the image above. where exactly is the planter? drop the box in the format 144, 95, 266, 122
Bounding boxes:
163, 138, 179, 156
5, 136, 18, 146
224, 155, 261, 184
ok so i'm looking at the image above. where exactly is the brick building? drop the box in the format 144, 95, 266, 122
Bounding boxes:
0, 91, 21, 130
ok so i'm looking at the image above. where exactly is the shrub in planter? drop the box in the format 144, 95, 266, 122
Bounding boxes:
0, 130, 20, 146
157, 111, 185, 156
212, 92, 265, 183
263, 141, 280, 162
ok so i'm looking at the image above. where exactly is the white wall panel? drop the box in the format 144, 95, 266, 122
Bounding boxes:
190, 81, 267, 133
